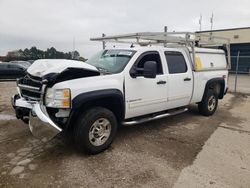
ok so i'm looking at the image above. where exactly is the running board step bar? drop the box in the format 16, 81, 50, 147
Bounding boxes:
122, 108, 188, 126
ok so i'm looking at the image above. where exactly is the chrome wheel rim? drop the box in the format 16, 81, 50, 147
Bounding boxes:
208, 96, 216, 111
89, 118, 111, 146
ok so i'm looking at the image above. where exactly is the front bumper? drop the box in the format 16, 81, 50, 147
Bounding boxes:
12, 95, 62, 140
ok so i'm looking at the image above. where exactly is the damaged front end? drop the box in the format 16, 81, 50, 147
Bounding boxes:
13, 95, 62, 140
12, 77, 63, 140
12, 61, 100, 140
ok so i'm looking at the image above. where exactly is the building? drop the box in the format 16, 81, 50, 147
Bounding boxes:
197, 27, 250, 73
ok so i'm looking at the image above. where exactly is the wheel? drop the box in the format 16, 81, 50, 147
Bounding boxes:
198, 89, 218, 116
74, 107, 118, 154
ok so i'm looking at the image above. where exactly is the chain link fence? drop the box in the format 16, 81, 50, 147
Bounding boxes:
228, 52, 250, 94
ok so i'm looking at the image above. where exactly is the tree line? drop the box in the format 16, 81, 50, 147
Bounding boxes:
2, 47, 86, 62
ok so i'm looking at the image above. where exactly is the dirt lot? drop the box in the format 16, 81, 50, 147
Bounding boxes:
0, 81, 250, 188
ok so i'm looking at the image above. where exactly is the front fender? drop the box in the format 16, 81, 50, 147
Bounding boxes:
72, 89, 124, 110
65, 89, 125, 131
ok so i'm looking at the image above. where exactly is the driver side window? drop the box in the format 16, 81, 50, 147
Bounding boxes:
136, 52, 163, 75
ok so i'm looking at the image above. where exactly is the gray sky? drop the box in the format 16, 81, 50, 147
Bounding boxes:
0, 0, 249, 58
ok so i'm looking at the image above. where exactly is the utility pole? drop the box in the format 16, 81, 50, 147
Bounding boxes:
102, 33, 106, 49
72, 36, 75, 59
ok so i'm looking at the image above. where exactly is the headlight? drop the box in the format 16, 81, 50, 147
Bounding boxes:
45, 88, 71, 108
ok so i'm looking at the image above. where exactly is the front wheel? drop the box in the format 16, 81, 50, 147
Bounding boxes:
198, 89, 218, 116
74, 107, 118, 154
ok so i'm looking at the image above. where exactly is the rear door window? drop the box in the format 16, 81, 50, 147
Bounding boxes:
165, 51, 187, 74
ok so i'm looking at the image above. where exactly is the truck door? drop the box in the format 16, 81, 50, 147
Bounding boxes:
164, 50, 193, 108
125, 51, 168, 119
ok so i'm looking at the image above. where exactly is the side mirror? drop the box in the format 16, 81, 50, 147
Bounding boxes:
143, 61, 157, 78
130, 61, 157, 79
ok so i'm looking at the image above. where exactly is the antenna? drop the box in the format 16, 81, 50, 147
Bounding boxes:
210, 13, 214, 31
164, 26, 168, 47
210, 13, 214, 40
199, 14, 202, 31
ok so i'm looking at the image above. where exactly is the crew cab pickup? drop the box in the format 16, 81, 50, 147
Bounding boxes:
12, 32, 229, 154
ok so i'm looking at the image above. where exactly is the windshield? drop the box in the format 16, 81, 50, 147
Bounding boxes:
86, 49, 136, 73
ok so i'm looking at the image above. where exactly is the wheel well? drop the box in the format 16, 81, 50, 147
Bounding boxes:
80, 97, 124, 121
66, 97, 124, 131
204, 78, 225, 99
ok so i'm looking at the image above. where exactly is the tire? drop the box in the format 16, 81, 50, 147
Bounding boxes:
74, 107, 118, 154
198, 89, 218, 116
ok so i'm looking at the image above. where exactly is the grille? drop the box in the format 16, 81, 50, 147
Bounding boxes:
18, 74, 43, 101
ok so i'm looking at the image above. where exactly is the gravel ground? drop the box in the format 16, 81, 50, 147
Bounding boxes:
0, 81, 250, 188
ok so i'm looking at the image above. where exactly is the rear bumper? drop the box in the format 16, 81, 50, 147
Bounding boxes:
12, 95, 62, 140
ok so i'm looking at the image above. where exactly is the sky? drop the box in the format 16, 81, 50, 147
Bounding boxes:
0, 0, 250, 58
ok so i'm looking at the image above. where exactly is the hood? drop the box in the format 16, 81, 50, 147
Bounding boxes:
27, 59, 98, 77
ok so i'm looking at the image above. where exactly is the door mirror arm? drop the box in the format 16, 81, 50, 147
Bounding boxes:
130, 67, 143, 78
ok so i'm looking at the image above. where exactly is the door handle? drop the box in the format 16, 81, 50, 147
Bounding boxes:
184, 77, 191, 81
157, 80, 166, 85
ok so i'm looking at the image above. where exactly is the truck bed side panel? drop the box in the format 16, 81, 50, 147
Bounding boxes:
191, 70, 228, 103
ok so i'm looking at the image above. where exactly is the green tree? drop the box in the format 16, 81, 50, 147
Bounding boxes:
4, 46, 85, 62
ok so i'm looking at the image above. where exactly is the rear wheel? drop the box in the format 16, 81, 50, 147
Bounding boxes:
198, 89, 218, 116
74, 107, 118, 154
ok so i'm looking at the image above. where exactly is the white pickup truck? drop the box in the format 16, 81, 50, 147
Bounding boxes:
12, 32, 230, 154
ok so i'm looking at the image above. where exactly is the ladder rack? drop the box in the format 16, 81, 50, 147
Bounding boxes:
91, 32, 229, 46
90, 32, 231, 69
